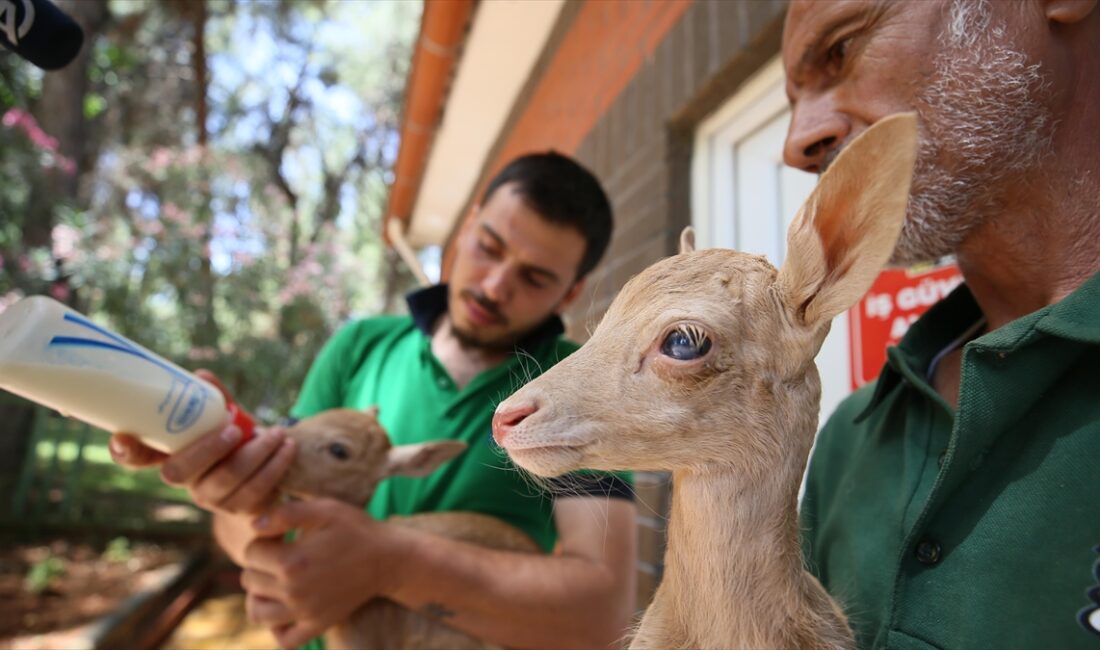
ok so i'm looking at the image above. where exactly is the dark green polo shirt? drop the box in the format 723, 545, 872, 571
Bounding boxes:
801, 270, 1100, 649
291, 286, 632, 554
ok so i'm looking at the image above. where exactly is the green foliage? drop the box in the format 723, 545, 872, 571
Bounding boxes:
1, 0, 422, 419
8, 410, 206, 531
103, 537, 133, 563
24, 555, 64, 594
83, 94, 107, 120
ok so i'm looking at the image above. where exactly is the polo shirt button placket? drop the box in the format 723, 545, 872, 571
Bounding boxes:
915, 540, 942, 565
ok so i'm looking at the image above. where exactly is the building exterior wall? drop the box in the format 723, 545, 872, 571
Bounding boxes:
576, 0, 788, 607
445, 0, 791, 607
442, 0, 691, 273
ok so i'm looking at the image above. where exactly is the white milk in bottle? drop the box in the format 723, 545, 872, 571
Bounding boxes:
0, 295, 253, 452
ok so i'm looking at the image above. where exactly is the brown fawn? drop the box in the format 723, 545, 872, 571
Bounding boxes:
279, 407, 538, 650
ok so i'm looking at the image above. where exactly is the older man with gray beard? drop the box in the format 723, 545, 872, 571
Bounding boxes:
782, 1, 1100, 648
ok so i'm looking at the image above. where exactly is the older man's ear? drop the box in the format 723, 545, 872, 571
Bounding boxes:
1044, 0, 1097, 23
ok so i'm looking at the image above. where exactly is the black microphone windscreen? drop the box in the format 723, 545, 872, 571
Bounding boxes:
0, 0, 84, 71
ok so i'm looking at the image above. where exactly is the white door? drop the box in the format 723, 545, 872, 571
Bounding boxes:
692, 57, 851, 426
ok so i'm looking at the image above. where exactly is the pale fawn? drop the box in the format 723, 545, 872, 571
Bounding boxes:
492, 113, 919, 650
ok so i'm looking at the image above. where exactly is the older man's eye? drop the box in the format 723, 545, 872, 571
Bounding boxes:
825, 37, 851, 69
659, 326, 712, 361
328, 442, 350, 460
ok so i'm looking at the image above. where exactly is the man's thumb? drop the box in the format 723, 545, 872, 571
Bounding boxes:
253, 499, 333, 536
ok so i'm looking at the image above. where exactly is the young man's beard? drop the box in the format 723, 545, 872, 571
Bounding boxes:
450, 289, 528, 354
890, 0, 1056, 266
449, 322, 528, 354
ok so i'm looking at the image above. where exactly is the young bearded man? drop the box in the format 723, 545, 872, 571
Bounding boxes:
110, 152, 637, 649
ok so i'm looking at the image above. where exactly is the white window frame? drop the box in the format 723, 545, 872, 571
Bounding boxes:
691, 56, 790, 253
689, 55, 853, 426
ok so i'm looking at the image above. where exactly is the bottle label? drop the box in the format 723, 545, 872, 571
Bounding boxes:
163, 378, 208, 433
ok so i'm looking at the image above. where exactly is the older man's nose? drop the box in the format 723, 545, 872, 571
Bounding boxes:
492, 402, 539, 444
784, 100, 850, 173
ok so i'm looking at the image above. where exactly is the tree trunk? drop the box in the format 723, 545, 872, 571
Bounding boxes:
4, 0, 108, 501
0, 397, 37, 512
25, 0, 109, 248
191, 0, 220, 351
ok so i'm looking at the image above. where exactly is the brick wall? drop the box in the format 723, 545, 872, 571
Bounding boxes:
564, 0, 788, 608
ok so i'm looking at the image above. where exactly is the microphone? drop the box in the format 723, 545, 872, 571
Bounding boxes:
0, 0, 84, 70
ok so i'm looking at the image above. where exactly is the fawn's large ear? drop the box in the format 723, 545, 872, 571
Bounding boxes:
777, 112, 918, 329
679, 227, 696, 254
384, 440, 468, 477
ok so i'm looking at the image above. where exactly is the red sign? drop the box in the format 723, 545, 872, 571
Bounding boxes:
848, 263, 963, 389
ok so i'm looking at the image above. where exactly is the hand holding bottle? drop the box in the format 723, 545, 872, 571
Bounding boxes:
0, 296, 294, 516
110, 370, 297, 516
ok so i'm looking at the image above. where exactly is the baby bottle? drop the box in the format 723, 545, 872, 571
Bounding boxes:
0, 295, 254, 452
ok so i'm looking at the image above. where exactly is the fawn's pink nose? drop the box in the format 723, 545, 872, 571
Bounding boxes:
492, 402, 539, 444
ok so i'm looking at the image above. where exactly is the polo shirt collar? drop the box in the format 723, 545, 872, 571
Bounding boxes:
857, 278, 984, 421
405, 284, 566, 354
1033, 267, 1100, 344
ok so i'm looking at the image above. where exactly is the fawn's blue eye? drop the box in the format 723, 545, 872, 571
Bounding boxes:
659, 326, 712, 361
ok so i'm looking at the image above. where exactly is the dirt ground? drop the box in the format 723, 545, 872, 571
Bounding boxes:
0, 539, 185, 648
162, 592, 278, 650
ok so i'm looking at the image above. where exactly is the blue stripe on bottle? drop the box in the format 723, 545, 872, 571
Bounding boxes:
49, 316, 189, 382
46, 314, 207, 433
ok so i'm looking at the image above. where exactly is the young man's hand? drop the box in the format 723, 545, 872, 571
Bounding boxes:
107, 369, 296, 516
240, 498, 408, 649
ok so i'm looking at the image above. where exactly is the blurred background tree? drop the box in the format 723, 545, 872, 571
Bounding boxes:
0, 0, 421, 491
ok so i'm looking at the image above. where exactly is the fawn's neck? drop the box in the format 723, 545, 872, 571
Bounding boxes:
655, 464, 816, 649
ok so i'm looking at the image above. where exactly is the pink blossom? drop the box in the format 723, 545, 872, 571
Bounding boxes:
278, 275, 314, 303
162, 202, 188, 225
0, 108, 22, 127
51, 224, 80, 261
30, 129, 59, 152
150, 147, 173, 170
48, 283, 70, 303
137, 219, 164, 237
2, 109, 61, 153
95, 244, 123, 262
53, 155, 77, 175
179, 146, 204, 166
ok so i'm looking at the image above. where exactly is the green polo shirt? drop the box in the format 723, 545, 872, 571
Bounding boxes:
290, 286, 632, 554
801, 270, 1100, 649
